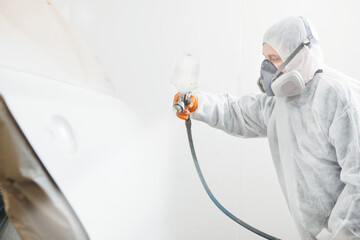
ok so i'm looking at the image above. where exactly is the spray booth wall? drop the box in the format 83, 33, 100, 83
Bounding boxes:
52, 0, 360, 239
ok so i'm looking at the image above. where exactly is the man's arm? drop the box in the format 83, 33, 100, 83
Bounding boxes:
191, 91, 275, 138
317, 107, 360, 240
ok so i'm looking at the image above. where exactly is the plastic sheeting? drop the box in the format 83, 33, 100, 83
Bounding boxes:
0, 0, 127, 238
0, 96, 89, 240
0, 65, 143, 239
0, 0, 115, 96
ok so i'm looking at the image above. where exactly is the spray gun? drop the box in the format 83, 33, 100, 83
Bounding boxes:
171, 53, 281, 240
173, 92, 192, 114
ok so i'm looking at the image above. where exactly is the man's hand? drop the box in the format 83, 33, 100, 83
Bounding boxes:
173, 92, 198, 120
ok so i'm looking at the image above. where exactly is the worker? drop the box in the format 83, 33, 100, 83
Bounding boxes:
173, 16, 360, 240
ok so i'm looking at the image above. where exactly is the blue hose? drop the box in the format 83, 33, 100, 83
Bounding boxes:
185, 118, 281, 240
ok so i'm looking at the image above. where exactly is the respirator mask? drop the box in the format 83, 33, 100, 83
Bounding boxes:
258, 17, 317, 98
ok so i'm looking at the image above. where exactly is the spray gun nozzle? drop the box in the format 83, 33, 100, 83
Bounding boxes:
172, 92, 191, 113
173, 102, 184, 113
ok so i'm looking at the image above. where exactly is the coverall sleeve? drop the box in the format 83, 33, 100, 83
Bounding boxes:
317, 107, 360, 240
190, 91, 275, 138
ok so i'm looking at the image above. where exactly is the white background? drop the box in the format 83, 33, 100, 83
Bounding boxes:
51, 0, 360, 239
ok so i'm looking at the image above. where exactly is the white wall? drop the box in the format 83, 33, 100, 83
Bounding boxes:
52, 0, 360, 239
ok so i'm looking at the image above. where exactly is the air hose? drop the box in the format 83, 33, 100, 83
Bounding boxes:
185, 117, 281, 240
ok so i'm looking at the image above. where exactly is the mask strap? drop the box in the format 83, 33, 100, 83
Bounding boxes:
299, 16, 317, 45
272, 41, 310, 80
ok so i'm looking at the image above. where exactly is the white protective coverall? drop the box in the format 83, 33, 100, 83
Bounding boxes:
191, 16, 360, 240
